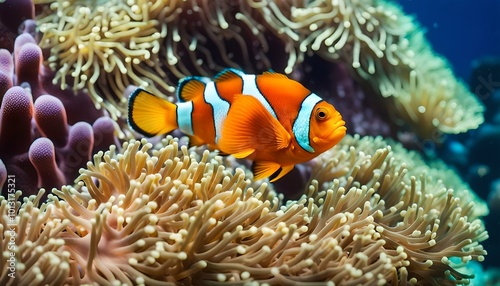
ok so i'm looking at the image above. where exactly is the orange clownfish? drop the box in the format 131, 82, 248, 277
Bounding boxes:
128, 69, 346, 181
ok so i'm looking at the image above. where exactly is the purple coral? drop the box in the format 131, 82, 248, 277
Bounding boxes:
34, 94, 68, 147
0, 49, 13, 96
12, 32, 104, 123
92, 117, 120, 153
0, 85, 116, 197
0, 32, 120, 198
0, 86, 33, 156
33, 95, 97, 182
59, 121, 94, 181
14, 35, 42, 96
28, 137, 65, 189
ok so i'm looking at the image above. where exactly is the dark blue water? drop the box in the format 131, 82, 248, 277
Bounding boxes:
398, 0, 500, 81
400, 0, 500, 275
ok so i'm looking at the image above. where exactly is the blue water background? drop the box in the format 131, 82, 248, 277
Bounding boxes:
398, 0, 500, 80
399, 0, 500, 272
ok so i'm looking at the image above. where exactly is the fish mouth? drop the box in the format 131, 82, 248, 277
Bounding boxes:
330, 124, 347, 142
312, 121, 347, 145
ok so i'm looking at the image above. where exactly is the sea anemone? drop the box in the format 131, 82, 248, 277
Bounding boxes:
389, 38, 485, 139
1, 136, 487, 285
35, 0, 174, 119
34, 0, 287, 120
35, 0, 484, 140
249, 0, 484, 139
309, 134, 489, 218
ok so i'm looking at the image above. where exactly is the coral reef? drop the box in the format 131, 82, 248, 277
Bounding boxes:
0, 136, 488, 285
308, 134, 489, 218
0, 85, 118, 197
34, 0, 284, 119
0, 32, 120, 198
249, 0, 484, 139
34, 0, 483, 141
0, 0, 493, 284
437, 56, 500, 272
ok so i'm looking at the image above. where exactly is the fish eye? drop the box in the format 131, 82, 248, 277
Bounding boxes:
315, 108, 328, 120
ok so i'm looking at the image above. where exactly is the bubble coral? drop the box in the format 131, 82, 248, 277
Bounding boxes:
1, 136, 488, 285
3, 31, 105, 125
0, 86, 113, 196
0, 30, 121, 198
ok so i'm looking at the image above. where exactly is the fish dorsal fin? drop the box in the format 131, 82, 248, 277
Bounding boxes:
218, 94, 291, 158
214, 68, 244, 83
262, 70, 289, 79
177, 76, 208, 102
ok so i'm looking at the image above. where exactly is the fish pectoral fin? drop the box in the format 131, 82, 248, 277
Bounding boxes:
253, 162, 294, 182
252, 161, 282, 181
128, 88, 177, 137
232, 149, 255, 158
218, 94, 291, 156
269, 165, 294, 182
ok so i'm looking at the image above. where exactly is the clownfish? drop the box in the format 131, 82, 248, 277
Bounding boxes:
128, 69, 346, 181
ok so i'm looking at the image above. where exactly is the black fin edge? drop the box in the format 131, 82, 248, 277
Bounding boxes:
127, 87, 158, 138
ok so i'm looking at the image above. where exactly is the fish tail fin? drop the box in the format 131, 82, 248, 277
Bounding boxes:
128, 88, 178, 137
